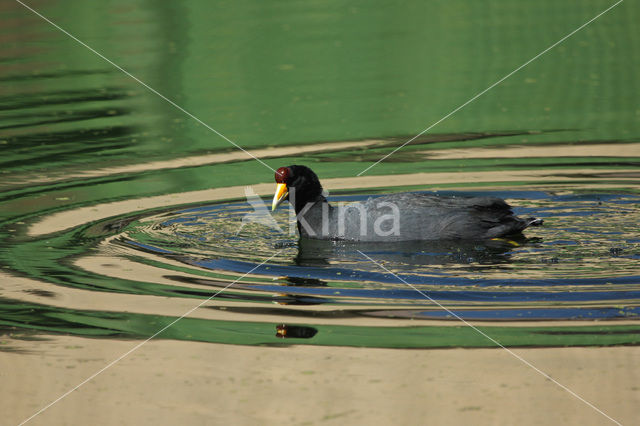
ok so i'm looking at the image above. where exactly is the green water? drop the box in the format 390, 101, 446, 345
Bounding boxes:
1, 0, 639, 350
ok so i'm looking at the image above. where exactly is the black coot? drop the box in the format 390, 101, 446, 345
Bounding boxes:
271, 165, 542, 241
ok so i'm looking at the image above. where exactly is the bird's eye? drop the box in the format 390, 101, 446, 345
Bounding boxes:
275, 167, 290, 183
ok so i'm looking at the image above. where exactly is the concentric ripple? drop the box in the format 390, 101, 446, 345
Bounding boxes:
112, 189, 640, 323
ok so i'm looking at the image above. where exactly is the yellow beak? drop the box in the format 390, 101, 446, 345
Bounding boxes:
272, 183, 288, 211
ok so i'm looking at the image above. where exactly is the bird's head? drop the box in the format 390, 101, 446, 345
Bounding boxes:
272, 165, 323, 212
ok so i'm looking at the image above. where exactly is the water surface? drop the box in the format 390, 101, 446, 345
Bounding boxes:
1, 0, 639, 351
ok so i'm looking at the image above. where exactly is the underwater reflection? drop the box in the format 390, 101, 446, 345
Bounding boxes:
293, 236, 531, 270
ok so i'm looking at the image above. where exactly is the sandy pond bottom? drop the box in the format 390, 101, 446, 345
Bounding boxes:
2, 337, 638, 425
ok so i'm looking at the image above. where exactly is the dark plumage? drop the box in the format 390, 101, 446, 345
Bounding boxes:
272, 165, 542, 242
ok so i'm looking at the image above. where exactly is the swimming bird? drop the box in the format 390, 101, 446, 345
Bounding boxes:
271, 165, 542, 242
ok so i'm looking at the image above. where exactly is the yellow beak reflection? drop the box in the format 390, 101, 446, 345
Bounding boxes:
272, 183, 288, 211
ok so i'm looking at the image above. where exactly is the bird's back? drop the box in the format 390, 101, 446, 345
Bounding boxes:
344, 193, 532, 241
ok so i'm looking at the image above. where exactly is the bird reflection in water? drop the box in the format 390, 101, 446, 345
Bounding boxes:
292, 236, 538, 270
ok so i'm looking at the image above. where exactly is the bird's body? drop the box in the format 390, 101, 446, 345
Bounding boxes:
272, 165, 542, 242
